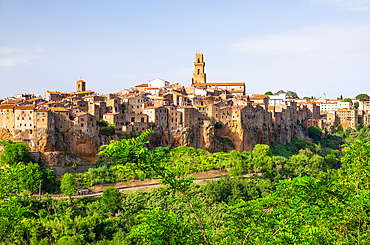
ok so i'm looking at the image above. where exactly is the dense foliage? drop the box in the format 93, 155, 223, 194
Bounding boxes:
1, 127, 370, 244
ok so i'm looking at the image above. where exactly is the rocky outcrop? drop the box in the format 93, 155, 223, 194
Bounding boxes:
146, 110, 305, 153
0, 110, 309, 165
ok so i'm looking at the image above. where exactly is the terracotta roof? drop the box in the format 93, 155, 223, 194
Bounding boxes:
15, 105, 36, 110
74, 112, 88, 117
135, 83, 148, 87
45, 91, 59, 95
76, 90, 94, 94
250, 95, 268, 99
193, 82, 245, 87
231, 105, 247, 109
143, 106, 161, 109
27, 97, 42, 102
36, 109, 50, 112
0, 105, 15, 109
50, 108, 69, 112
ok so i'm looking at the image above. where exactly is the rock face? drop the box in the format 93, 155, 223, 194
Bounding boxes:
147, 113, 304, 153
0, 112, 307, 165
0, 127, 102, 165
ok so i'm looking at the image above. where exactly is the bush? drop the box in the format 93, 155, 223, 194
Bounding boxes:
308, 126, 322, 141
99, 127, 116, 136
0, 141, 32, 165
215, 121, 222, 129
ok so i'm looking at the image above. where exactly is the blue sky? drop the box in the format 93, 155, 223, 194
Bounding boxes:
1, 0, 369, 99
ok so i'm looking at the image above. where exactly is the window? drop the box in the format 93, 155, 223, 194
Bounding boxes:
131, 117, 135, 122
197, 69, 200, 75
141, 118, 144, 122
81, 123, 84, 127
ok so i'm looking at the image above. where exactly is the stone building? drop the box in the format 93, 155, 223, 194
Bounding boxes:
142, 106, 168, 128
14, 105, 37, 132
177, 107, 201, 128
35, 109, 54, 131
0, 104, 15, 130
337, 108, 359, 129
106, 97, 122, 114
103, 113, 126, 130
73, 113, 97, 136
192, 53, 206, 84
53, 108, 73, 133
166, 106, 182, 130
76, 80, 86, 92
125, 95, 146, 114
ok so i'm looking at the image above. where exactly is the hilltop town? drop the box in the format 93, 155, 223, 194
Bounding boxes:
0, 54, 369, 165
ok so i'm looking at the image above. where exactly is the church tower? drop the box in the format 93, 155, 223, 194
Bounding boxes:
76, 79, 86, 92
192, 53, 206, 85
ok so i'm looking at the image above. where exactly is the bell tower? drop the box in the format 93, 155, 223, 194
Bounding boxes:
77, 79, 86, 92
192, 53, 206, 85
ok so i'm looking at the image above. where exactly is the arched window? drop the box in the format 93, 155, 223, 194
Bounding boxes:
197, 69, 200, 75
197, 58, 200, 63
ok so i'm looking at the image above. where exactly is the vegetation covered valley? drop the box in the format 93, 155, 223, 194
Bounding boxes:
1, 126, 370, 244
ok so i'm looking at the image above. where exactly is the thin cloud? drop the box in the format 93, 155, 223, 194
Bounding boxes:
0, 56, 35, 66
0, 47, 23, 55
307, 0, 370, 11
234, 24, 370, 59
0, 47, 44, 67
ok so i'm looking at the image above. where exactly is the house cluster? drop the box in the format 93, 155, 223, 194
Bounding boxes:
1, 54, 366, 150
287, 93, 370, 131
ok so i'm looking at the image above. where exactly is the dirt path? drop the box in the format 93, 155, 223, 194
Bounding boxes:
53, 171, 260, 199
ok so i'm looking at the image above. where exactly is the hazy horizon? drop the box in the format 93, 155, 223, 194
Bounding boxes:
1, 0, 370, 99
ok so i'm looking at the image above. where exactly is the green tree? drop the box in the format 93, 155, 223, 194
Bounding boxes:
100, 187, 121, 215
97, 119, 108, 127
42, 169, 58, 193
274, 89, 285, 95
355, 93, 369, 101
286, 90, 299, 99
214, 120, 222, 129
128, 208, 203, 244
18, 162, 43, 193
354, 101, 359, 109
0, 141, 32, 165
343, 97, 353, 104
61, 173, 78, 201
265, 91, 273, 95
0, 164, 28, 242
57, 235, 83, 245
99, 129, 209, 244
308, 126, 322, 141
